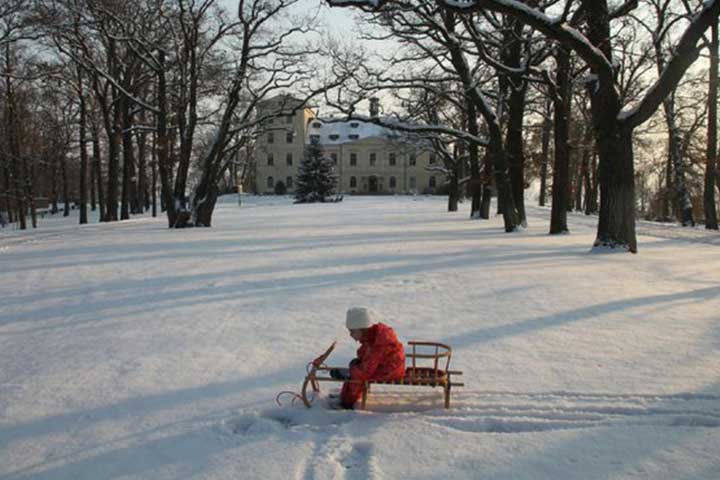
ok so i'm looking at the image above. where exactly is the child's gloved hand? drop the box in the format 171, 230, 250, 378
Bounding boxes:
329, 368, 351, 380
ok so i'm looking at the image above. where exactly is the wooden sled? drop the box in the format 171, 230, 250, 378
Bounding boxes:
300, 341, 464, 409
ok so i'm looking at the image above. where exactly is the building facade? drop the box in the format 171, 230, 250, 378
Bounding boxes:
254, 95, 440, 195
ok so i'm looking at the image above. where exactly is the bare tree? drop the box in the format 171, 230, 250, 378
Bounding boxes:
325, 5, 524, 230
705, 21, 718, 229
549, 45, 571, 234
189, 0, 347, 226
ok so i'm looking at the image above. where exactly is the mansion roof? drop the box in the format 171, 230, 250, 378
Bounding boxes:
305, 117, 404, 145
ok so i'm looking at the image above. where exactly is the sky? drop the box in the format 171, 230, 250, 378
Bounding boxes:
219, 0, 358, 36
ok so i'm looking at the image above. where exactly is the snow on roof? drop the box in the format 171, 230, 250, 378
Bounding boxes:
305, 117, 403, 145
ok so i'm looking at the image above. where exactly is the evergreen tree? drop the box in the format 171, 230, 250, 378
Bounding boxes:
294, 141, 338, 203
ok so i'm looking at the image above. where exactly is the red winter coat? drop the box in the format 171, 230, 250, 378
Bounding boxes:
350, 323, 405, 382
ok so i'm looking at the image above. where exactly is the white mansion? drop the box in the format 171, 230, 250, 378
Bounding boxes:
254, 95, 440, 195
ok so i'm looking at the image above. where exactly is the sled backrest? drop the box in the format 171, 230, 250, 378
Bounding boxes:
406, 341, 452, 382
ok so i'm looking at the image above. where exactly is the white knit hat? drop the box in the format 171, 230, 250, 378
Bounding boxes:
346, 307, 379, 330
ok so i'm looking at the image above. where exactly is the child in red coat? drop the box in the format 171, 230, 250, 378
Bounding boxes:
332, 307, 405, 409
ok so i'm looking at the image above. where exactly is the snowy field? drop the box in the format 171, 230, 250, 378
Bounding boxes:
1, 195, 719, 480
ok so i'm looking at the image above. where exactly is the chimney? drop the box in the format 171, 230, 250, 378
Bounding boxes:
369, 97, 380, 119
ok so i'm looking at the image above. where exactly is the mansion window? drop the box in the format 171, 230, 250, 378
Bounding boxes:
348, 134, 359, 140
286, 153, 293, 166
389, 153, 396, 166
350, 153, 357, 166
267, 132, 274, 144
350, 122, 359, 128
286, 131, 294, 143
389, 176, 396, 189
267, 176, 274, 189
409, 153, 417, 166
267, 153, 274, 166
369, 153, 376, 166
429, 176, 436, 188
329, 134, 340, 141
350, 176, 357, 188
312, 122, 322, 128
309, 134, 320, 144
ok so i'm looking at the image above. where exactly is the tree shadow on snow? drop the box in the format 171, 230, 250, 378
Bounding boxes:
439, 285, 720, 350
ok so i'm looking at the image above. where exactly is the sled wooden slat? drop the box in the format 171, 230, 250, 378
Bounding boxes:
301, 340, 464, 409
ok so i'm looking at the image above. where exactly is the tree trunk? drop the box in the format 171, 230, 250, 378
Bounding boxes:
480, 151, 493, 219
156, 51, 177, 227
78, 66, 88, 224
550, 46, 571, 234
447, 144, 460, 212
582, 128, 595, 215
23, 157, 37, 228
575, 161, 585, 212
503, 20, 528, 226
588, 151, 599, 214
92, 120, 106, 221
151, 132, 157, 217
705, 22, 718, 230
61, 154, 70, 217
2, 161, 12, 223
538, 96, 551, 207
173, 30, 203, 217
121, 96, 133, 220
467, 102, 482, 218
90, 150, 96, 212
4, 45, 25, 229
193, 182, 219, 227
102, 89, 121, 222
506, 86, 527, 225
50, 158, 59, 215
594, 127, 637, 251
137, 116, 148, 212
662, 149, 673, 220
584, 0, 637, 252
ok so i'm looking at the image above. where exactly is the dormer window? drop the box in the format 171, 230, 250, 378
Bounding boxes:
312, 122, 322, 128
349, 122, 359, 128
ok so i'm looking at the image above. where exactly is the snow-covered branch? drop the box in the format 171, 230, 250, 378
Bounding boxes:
620, 0, 720, 129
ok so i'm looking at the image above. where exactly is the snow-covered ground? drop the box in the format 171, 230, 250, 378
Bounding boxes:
1, 195, 719, 480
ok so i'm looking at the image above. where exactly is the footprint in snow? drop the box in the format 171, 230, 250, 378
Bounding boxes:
223, 412, 291, 437
342, 442, 381, 480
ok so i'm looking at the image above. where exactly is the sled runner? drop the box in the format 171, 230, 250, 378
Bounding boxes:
281, 341, 464, 409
